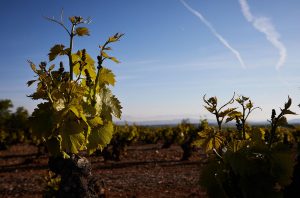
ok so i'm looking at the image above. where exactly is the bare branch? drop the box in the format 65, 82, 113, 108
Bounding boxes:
44, 16, 71, 36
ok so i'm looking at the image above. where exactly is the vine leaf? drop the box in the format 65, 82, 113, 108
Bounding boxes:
98, 67, 116, 86
27, 80, 37, 87
282, 109, 296, 115
95, 87, 122, 119
75, 27, 90, 36
48, 44, 68, 61
46, 136, 62, 157
59, 115, 86, 153
29, 102, 55, 139
88, 117, 103, 127
28, 61, 38, 73
87, 122, 113, 154
72, 50, 96, 80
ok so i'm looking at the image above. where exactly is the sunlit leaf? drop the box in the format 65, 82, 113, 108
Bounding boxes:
246, 101, 253, 109
28, 61, 37, 73
48, 64, 55, 72
88, 117, 103, 127
219, 108, 237, 117
72, 50, 96, 80
204, 106, 214, 113
98, 67, 116, 86
110, 56, 120, 63
59, 115, 86, 153
69, 16, 76, 23
75, 27, 90, 36
48, 44, 68, 61
95, 87, 122, 119
108, 33, 124, 42
87, 122, 113, 154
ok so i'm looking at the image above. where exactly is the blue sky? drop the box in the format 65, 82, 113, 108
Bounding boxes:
0, 0, 299, 122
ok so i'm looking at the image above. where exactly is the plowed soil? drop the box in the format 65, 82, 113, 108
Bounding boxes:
0, 143, 207, 198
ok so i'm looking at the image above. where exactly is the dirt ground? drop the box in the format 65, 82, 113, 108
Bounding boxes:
0, 143, 207, 198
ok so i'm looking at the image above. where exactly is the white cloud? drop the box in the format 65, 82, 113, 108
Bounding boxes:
239, 0, 287, 70
180, 0, 246, 69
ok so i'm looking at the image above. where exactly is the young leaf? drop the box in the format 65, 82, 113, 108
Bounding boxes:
48, 44, 67, 61
75, 27, 90, 36
219, 108, 237, 118
282, 109, 296, 115
27, 80, 37, 87
98, 67, 116, 86
284, 96, 292, 109
48, 64, 55, 72
28, 60, 38, 73
72, 50, 96, 80
108, 33, 124, 42
110, 56, 120, 63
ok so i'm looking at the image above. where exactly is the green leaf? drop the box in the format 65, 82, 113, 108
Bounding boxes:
98, 67, 116, 86
27, 80, 37, 87
46, 136, 62, 157
284, 97, 292, 109
282, 109, 296, 115
101, 51, 109, 58
59, 115, 87, 153
69, 16, 76, 23
219, 108, 237, 117
61, 132, 85, 154
242, 96, 249, 101
48, 44, 68, 61
101, 51, 120, 63
53, 99, 65, 111
75, 27, 90, 36
29, 102, 56, 139
198, 129, 224, 152
48, 64, 55, 72
108, 33, 124, 42
95, 87, 122, 119
72, 50, 96, 80
225, 117, 235, 123
87, 122, 113, 154
88, 117, 103, 127
226, 111, 242, 123
28, 60, 37, 73
110, 56, 120, 63
246, 101, 253, 109
208, 97, 217, 105
69, 106, 80, 117
204, 106, 215, 113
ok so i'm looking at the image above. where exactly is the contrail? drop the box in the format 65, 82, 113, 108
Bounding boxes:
239, 0, 287, 70
180, 0, 246, 69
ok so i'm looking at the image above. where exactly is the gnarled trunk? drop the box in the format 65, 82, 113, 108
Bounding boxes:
48, 154, 106, 198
